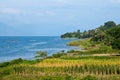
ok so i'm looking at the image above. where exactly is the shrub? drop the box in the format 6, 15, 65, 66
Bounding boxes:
52, 51, 65, 58
10, 58, 23, 64
67, 50, 75, 53
112, 39, 120, 49
0, 62, 9, 68
0, 58, 23, 68
34, 51, 48, 59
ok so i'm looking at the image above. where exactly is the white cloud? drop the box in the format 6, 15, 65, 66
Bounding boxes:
0, 0, 120, 26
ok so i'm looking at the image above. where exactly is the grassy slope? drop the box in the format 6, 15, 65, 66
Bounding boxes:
67, 38, 120, 55
67, 38, 92, 50
0, 56, 120, 80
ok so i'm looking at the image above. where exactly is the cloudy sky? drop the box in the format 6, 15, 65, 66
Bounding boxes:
0, 0, 120, 36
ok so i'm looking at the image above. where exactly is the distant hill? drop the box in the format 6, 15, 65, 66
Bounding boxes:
61, 21, 120, 49
61, 21, 119, 39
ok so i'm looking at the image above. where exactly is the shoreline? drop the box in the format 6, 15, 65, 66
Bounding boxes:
0, 36, 76, 63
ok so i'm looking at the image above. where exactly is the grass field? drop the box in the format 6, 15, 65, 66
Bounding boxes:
0, 56, 120, 80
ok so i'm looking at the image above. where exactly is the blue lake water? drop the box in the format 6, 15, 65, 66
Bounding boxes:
0, 36, 79, 62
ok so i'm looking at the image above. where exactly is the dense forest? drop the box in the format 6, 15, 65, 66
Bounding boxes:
61, 21, 120, 49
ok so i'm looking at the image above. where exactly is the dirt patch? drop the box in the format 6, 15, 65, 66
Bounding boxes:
93, 54, 111, 56
93, 54, 120, 56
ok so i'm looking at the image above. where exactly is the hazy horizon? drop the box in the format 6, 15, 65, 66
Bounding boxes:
0, 0, 120, 36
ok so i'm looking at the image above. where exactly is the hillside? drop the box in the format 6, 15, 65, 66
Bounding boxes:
61, 21, 120, 50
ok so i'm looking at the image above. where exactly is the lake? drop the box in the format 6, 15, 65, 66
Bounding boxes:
0, 36, 79, 62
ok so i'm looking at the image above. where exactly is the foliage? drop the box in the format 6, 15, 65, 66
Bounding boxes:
103, 21, 116, 30
105, 27, 120, 49
61, 21, 117, 39
62, 21, 120, 49
112, 38, 120, 49
34, 51, 48, 59
67, 38, 92, 50
0, 58, 23, 68
52, 51, 66, 58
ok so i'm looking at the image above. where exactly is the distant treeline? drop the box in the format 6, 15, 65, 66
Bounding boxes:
61, 21, 120, 49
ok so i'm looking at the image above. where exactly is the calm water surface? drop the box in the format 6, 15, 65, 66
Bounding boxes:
0, 36, 79, 62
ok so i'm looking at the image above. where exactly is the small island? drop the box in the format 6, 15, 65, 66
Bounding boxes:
0, 21, 120, 80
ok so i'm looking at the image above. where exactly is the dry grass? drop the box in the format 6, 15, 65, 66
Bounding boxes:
34, 58, 120, 67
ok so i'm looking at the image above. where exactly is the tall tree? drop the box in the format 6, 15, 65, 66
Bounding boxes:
104, 21, 116, 30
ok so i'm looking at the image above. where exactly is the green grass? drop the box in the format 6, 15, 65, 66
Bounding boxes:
67, 38, 92, 50
67, 38, 120, 55
0, 56, 120, 80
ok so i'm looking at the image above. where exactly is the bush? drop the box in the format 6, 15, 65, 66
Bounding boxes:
0, 58, 23, 68
67, 50, 75, 53
99, 46, 112, 53
10, 58, 23, 64
112, 39, 120, 49
34, 51, 48, 59
0, 62, 10, 68
52, 52, 65, 58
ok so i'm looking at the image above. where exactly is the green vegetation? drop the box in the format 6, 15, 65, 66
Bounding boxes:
52, 50, 66, 58
0, 56, 120, 80
0, 21, 120, 80
67, 38, 92, 50
34, 51, 48, 59
0, 58, 23, 68
61, 21, 120, 49
61, 21, 117, 39
67, 38, 120, 55
105, 27, 120, 49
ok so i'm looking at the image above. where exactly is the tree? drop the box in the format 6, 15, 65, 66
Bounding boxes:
104, 21, 116, 30
106, 27, 120, 49
106, 27, 120, 40
112, 39, 120, 49
34, 51, 48, 59
77, 29, 80, 33
82, 30, 88, 38
75, 30, 81, 38
91, 29, 105, 42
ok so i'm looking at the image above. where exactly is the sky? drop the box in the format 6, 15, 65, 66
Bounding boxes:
0, 0, 120, 36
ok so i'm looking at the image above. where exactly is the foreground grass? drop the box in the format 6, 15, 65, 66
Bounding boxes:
0, 56, 120, 80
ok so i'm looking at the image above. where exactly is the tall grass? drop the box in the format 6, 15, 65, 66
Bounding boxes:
1, 56, 120, 80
